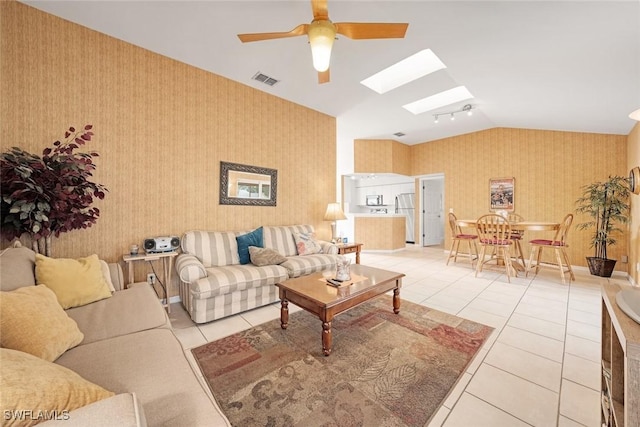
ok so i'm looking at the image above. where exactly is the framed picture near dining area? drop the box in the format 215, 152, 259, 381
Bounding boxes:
489, 177, 515, 212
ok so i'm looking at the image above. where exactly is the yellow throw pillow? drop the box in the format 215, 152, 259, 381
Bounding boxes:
35, 254, 112, 309
0, 286, 84, 362
0, 348, 114, 427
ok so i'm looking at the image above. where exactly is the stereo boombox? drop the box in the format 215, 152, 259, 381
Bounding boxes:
144, 236, 180, 253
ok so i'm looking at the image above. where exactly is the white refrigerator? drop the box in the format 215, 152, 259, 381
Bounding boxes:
395, 193, 415, 244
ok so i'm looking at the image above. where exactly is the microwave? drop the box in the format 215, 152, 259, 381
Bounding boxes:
366, 195, 384, 206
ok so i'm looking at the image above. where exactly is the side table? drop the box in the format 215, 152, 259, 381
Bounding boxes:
336, 242, 363, 264
122, 251, 178, 313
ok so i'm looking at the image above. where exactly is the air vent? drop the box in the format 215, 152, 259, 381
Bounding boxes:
393, 132, 406, 137
252, 72, 279, 86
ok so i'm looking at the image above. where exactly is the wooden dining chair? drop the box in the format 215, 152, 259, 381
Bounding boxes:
475, 214, 515, 282
446, 212, 478, 267
526, 214, 575, 284
506, 213, 526, 267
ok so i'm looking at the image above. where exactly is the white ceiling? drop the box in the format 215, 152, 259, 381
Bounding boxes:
23, 0, 640, 145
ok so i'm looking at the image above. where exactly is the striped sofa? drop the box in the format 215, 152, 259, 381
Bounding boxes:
176, 225, 338, 323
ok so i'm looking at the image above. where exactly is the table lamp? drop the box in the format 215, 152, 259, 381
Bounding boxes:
324, 203, 347, 241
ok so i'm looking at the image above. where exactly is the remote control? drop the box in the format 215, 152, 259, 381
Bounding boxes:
326, 279, 341, 287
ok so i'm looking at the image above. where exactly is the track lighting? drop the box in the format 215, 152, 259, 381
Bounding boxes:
433, 104, 475, 124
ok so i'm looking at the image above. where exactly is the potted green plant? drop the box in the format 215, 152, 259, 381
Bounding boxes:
0, 125, 107, 255
575, 175, 630, 277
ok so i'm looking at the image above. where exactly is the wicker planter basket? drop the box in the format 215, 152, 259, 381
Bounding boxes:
586, 257, 617, 278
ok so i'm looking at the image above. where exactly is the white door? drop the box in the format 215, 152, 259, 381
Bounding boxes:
422, 177, 445, 246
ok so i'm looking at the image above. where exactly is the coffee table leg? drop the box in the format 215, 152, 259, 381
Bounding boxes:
280, 298, 289, 329
322, 321, 332, 356
393, 286, 401, 314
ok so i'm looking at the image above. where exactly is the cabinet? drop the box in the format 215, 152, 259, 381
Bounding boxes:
601, 283, 640, 427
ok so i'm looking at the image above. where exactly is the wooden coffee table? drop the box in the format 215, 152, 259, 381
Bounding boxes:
276, 264, 405, 356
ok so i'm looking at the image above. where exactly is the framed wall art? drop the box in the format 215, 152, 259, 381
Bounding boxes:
630, 166, 640, 195
219, 161, 278, 206
489, 177, 515, 212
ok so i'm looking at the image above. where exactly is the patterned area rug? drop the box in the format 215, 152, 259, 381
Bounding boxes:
192, 295, 493, 427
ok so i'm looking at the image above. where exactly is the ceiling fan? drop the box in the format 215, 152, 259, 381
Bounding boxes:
237, 0, 408, 84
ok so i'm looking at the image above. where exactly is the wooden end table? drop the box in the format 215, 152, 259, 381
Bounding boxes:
337, 242, 363, 264
276, 264, 404, 356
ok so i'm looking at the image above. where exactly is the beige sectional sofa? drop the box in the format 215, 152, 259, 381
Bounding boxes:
177, 225, 338, 323
0, 243, 229, 427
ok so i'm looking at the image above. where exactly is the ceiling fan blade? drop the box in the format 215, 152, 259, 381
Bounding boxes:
237, 24, 309, 43
311, 0, 329, 20
318, 69, 330, 84
335, 22, 408, 39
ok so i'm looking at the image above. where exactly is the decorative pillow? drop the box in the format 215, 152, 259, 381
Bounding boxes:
0, 285, 84, 362
248, 246, 287, 266
293, 232, 323, 256
236, 227, 263, 265
35, 254, 112, 309
0, 242, 37, 292
0, 348, 114, 426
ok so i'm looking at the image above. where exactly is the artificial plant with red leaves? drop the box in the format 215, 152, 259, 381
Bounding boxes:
1, 125, 108, 255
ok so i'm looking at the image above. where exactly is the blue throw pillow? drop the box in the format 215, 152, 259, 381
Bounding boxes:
236, 227, 263, 265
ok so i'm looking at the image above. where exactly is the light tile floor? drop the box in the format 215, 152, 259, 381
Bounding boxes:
169, 245, 622, 427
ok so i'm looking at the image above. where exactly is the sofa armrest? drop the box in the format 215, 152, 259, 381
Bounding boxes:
39, 393, 147, 427
318, 240, 338, 255
176, 254, 207, 283
107, 263, 125, 291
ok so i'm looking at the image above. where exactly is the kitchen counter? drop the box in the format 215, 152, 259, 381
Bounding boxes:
354, 216, 406, 251
351, 213, 405, 217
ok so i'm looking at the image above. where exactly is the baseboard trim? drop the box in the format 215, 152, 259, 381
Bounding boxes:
361, 248, 406, 254
160, 295, 181, 305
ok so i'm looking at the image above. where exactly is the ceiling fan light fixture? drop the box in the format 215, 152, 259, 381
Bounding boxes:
308, 20, 336, 72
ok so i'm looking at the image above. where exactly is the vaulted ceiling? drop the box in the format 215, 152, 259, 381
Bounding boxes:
23, 1, 640, 145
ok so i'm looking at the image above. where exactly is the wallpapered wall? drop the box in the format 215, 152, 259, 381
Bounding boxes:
409, 128, 629, 272
354, 139, 411, 176
0, 2, 337, 297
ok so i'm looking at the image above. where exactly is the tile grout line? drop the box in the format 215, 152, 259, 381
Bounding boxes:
435, 272, 536, 420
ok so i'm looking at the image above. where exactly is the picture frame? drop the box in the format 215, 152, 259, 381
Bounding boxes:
489, 177, 515, 212
219, 161, 277, 206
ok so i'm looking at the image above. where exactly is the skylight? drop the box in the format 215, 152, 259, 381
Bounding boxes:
402, 86, 474, 115
360, 49, 446, 94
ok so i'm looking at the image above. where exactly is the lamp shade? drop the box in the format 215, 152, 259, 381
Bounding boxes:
324, 203, 347, 221
308, 20, 336, 72
630, 108, 640, 121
